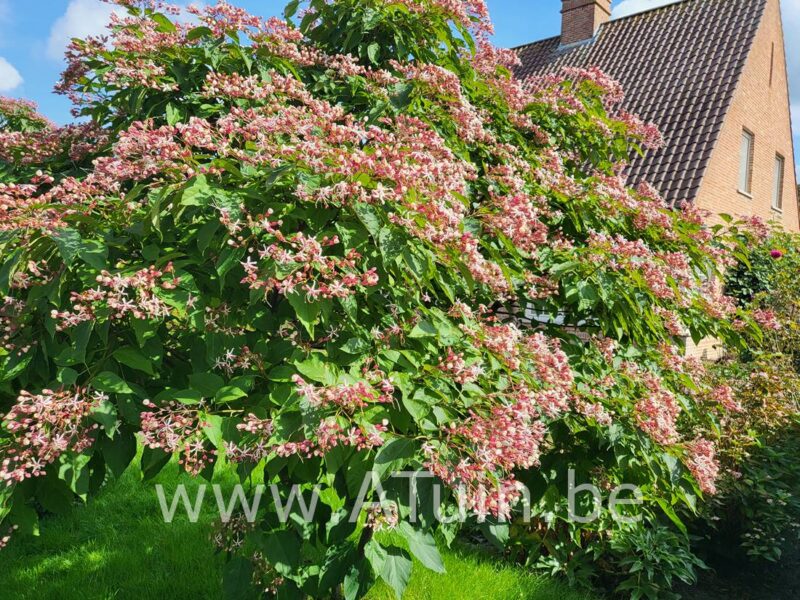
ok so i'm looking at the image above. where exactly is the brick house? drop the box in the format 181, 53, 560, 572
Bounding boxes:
514, 0, 799, 232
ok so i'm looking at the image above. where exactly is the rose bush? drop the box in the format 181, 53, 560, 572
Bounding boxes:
0, 0, 771, 597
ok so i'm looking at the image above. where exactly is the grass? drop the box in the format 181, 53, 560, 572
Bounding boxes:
0, 460, 592, 600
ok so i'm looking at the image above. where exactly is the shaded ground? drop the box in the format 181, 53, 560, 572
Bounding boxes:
677, 541, 800, 600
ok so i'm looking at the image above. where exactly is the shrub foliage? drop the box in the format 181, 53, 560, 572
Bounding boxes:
0, 0, 776, 597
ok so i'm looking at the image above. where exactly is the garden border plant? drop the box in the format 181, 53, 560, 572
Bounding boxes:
0, 1, 783, 598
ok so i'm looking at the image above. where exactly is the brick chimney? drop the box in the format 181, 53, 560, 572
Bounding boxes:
561, 0, 611, 46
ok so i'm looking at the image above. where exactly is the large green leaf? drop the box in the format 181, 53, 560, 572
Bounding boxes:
92, 371, 134, 395
379, 546, 412, 600
113, 347, 155, 375
398, 521, 445, 573
373, 437, 416, 480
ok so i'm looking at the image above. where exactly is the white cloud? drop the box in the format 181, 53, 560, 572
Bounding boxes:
0, 56, 23, 91
46, 0, 118, 61
612, 0, 682, 19
46, 0, 200, 61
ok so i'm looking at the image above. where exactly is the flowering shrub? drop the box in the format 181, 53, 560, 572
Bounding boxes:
698, 354, 800, 564
702, 233, 800, 565
0, 0, 769, 597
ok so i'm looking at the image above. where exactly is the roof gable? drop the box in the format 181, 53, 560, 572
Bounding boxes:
514, 0, 767, 204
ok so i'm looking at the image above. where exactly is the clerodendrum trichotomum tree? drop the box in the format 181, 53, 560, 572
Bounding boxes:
0, 0, 777, 597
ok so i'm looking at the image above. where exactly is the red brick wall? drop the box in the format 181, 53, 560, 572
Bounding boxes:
696, 0, 799, 232
560, 0, 612, 46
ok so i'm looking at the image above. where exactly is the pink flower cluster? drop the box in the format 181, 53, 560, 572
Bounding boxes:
242, 233, 379, 300
0, 297, 26, 353
291, 376, 394, 412
365, 502, 399, 532
588, 232, 693, 300
1, 388, 103, 484
708, 384, 743, 413
469, 321, 523, 368
226, 417, 387, 463
424, 402, 546, 519
393, 61, 491, 143
0, 97, 54, 128
634, 373, 681, 445
486, 193, 549, 255
187, 0, 263, 37
0, 176, 71, 233
0, 122, 107, 165
685, 438, 720, 495
140, 399, 216, 476
213, 347, 265, 375
236, 413, 273, 436
51, 264, 179, 330
438, 349, 483, 384
314, 419, 387, 453
751, 308, 781, 331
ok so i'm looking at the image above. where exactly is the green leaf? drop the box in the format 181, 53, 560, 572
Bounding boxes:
364, 539, 387, 574
141, 446, 171, 481
216, 246, 245, 281
367, 42, 380, 64
398, 522, 445, 573
341, 337, 370, 355
36, 475, 75, 515
8, 501, 39, 536
409, 320, 436, 338
261, 530, 301, 575
174, 388, 205, 405
284, 0, 300, 18
202, 414, 224, 450
353, 202, 382, 237
113, 347, 154, 375
343, 561, 372, 600
90, 399, 119, 435
479, 521, 509, 549
380, 546, 412, 600
656, 498, 687, 535
166, 102, 185, 126
287, 292, 321, 336
51, 228, 82, 264
295, 355, 335, 384
390, 83, 414, 111
78, 239, 108, 269
215, 385, 247, 404
181, 174, 212, 207
92, 371, 134, 395
373, 437, 416, 480
196, 220, 220, 253
379, 227, 406, 263
223, 557, 256, 600
100, 429, 137, 478
189, 372, 224, 396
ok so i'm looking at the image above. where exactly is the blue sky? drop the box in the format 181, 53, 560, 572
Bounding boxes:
0, 0, 798, 172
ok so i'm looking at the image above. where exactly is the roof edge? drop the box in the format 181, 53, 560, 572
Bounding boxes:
511, 0, 692, 51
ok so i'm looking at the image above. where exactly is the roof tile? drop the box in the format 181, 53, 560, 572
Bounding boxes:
513, 0, 766, 204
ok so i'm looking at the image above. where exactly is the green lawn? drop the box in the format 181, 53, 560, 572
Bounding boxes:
0, 461, 592, 600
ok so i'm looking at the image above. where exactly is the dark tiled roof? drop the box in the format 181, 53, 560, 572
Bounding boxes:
514, 0, 766, 204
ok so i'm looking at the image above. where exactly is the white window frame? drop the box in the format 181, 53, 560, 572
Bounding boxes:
739, 129, 755, 197
772, 153, 785, 211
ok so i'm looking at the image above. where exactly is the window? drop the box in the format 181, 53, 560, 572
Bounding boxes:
773, 154, 785, 210
739, 130, 754, 195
